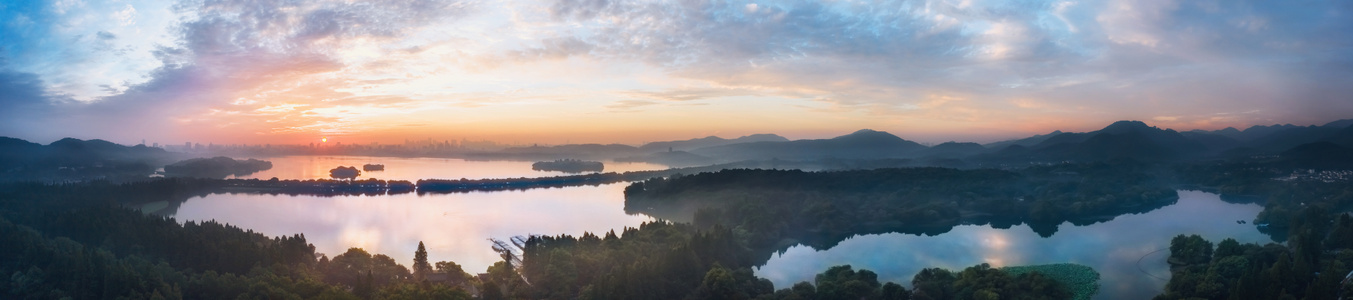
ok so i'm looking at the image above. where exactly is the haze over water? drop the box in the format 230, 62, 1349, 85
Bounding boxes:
227, 155, 668, 181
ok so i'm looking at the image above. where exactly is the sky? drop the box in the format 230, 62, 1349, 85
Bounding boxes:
1, 0, 1351, 146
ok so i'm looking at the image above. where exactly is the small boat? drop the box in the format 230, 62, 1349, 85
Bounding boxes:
363, 164, 385, 171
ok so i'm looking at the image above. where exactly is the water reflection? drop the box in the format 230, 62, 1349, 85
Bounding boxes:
174, 183, 652, 273
229, 156, 667, 181
177, 181, 1270, 299
754, 190, 1269, 300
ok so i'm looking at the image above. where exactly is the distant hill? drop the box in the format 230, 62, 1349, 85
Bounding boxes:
638, 134, 788, 153
45, 138, 171, 165
1244, 125, 1344, 153
919, 142, 986, 158
692, 129, 927, 161
1071, 130, 1184, 160
984, 131, 1065, 149
1188, 119, 1350, 143
1179, 131, 1243, 153
482, 143, 644, 160
0, 137, 177, 182
615, 151, 715, 167
1326, 124, 1353, 147
1279, 142, 1353, 169
1323, 119, 1353, 129
1219, 124, 1303, 141
501, 143, 639, 154
0, 137, 44, 170
980, 120, 1207, 162
1028, 131, 1094, 150
164, 156, 273, 178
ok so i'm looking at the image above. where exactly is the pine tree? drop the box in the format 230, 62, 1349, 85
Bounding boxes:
413, 241, 432, 281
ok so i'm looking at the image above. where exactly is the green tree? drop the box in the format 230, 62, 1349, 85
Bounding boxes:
413, 241, 432, 282
1168, 234, 1213, 266
911, 268, 955, 300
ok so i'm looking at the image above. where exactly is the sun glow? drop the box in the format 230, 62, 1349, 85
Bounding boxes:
321, 137, 327, 143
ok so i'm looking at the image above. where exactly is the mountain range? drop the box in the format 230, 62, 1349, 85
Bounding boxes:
658, 118, 1353, 165
689, 129, 927, 161
3, 118, 1351, 173
0, 137, 178, 182
638, 134, 788, 152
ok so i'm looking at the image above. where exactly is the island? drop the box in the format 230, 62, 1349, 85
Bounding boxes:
531, 159, 604, 173
362, 163, 385, 171
329, 166, 361, 179
162, 156, 272, 178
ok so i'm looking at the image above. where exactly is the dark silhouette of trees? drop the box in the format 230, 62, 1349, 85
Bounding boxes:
163, 156, 272, 178
625, 163, 1176, 255
0, 181, 476, 299
413, 241, 432, 281
330, 166, 361, 180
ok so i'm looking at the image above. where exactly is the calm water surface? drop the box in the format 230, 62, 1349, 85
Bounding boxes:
175, 158, 1271, 298
229, 155, 667, 181
753, 190, 1269, 300
175, 183, 651, 273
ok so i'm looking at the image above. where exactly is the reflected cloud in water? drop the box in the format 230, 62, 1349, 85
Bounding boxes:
756, 190, 1269, 300
175, 183, 652, 273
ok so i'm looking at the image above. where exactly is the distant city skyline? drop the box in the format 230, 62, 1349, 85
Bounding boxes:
3, 0, 1352, 146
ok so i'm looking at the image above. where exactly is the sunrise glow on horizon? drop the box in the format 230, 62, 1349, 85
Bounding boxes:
3, 0, 1352, 145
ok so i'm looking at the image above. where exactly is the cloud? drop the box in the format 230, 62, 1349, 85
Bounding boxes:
508, 37, 594, 60
3, 0, 1353, 144
114, 4, 137, 26
620, 87, 760, 102
526, 0, 1353, 129
0, 69, 59, 131
1, 0, 478, 142
605, 99, 658, 111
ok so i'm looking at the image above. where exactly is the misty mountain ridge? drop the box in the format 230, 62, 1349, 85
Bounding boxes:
980, 120, 1209, 162
615, 150, 714, 168
919, 142, 986, 158
690, 129, 927, 161
500, 143, 640, 154
0, 137, 170, 165
638, 134, 788, 152
1328, 124, 1353, 147
1279, 141, 1353, 169
3, 117, 1349, 170
1186, 118, 1352, 141
984, 130, 1064, 149
0, 137, 177, 182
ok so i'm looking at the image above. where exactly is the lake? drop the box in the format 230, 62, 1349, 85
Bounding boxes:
226, 155, 668, 181
171, 158, 1272, 298
753, 190, 1269, 300
175, 183, 653, 273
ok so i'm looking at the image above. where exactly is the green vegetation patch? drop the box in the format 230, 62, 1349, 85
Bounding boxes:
1002, 263, 1100, 300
